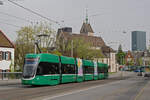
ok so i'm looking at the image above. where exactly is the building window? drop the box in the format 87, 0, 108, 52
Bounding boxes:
2, 52, 5, 60
1, 51, 11, 61
6, 52, 9, 60
7, 51, 11, 60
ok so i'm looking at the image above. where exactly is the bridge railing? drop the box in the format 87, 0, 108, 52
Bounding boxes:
0, 72, 22, 80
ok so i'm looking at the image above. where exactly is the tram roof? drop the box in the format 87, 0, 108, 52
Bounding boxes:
97, 62, 108, 67
104, 63, 108, 67
97, 62, 103, 67
25, 54, 37, 58
60, 56, 75, 64
31, 53, 60, 63
82, 59, 94, 67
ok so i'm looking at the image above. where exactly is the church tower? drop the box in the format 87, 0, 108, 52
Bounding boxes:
80, 9, 94, 36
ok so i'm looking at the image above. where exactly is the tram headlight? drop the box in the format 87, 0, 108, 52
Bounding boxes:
37, 77, 39, 80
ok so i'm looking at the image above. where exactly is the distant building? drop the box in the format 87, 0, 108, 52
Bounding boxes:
132, 31, 146, 51
0, 30, 15, 73
57, 27, 72, 34
125, 51, 134, 66
142, 50, 150, 66
100, 46, 118, 72
80, 22, 94, 36
57, 19, 118, 72
131, 50, 150, 66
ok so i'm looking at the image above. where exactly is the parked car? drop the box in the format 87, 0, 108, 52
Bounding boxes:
134, 69, 141, 72
144, 73, 150, 77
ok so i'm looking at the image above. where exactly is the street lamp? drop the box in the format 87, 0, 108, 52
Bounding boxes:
37, 34, 50, 48
34, 34, 50, 54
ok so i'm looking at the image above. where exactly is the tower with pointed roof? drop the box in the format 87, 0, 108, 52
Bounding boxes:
80, 9, 94, 36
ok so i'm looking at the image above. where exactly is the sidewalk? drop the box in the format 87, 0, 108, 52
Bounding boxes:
0, 79, 21, 86
109, 71, 135, 78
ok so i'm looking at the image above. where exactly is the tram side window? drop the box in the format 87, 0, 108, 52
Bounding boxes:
104, 68, 108, 73
98, 67, 101, 73
98, 67, 105, 73
83, 66, 94, 74
61, 64, 75, 74
36, 62, 59, 75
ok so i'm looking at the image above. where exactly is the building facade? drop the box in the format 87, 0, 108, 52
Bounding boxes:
57, 19, 119, 72
132, 31, 146, 51
0, 30, 15, 72
142, 50, 150, 66
125, 51, 134, 66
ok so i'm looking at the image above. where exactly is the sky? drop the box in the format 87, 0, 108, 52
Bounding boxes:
0, 0, 150, 51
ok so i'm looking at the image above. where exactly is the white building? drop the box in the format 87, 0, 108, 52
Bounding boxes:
98, 52, 118, 72
109, 52, 118, 72
0, 30, 15, 72
98, 46, 119, 72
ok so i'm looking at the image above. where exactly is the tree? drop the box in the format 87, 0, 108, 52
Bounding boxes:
51, 50, 62, 56
56, 37, 104, 60
137, 57, 143, 66
128, 60, 134, 66
116, 44, 125, 65
15, 22, 56, 71
118, 44, 122, 52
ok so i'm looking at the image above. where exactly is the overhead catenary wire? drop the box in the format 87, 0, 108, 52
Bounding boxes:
7, 0, 60, 25
0, 11, 32, 23
0, 20, 20, 28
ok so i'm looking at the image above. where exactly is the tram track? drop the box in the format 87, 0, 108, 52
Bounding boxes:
0, 76, 132, 100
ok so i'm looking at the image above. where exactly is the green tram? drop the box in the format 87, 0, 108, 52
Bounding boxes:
22, 53, 108, 85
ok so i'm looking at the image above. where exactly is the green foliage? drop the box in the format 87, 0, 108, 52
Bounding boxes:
128, 60, 134, 66
138, 58, 143, 66
118, 44, 123, 52
10, 60, 14, 72
116, 44, 125, 65
51, 50, 62, 56
56, 37, 103, 60
15, 22, 56, 71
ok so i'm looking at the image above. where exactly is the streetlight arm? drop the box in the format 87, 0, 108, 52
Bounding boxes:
35, 40, 41, 53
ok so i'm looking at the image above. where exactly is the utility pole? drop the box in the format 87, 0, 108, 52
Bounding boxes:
71, 40, 73, 57
34, 43, 37, 54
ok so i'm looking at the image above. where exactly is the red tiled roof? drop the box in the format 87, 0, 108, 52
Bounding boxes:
58, 32, 106, 47
0, 30, 15, 48
71, 34, 106, 47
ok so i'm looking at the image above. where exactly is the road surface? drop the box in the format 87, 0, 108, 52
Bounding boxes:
0, 72, 149, 100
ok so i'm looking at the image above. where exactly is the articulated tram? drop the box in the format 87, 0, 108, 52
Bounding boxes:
22, 53, 108, 85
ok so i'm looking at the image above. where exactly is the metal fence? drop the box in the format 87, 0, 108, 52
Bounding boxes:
0, 72, 22, 80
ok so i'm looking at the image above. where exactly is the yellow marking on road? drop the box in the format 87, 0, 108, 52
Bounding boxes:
133, 81, 149, 100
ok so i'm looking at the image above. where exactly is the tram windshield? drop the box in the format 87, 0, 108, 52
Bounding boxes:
23, 58, 38, 78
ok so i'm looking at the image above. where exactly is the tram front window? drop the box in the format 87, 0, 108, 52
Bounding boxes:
23, 58, 38, 78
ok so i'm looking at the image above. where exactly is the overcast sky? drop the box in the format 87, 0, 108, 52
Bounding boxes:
0, 0, 150, 50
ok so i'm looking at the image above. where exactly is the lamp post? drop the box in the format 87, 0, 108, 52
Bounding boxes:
107, 42, 118, 72
35, 34, 50, 53
71, 40, 73, 57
